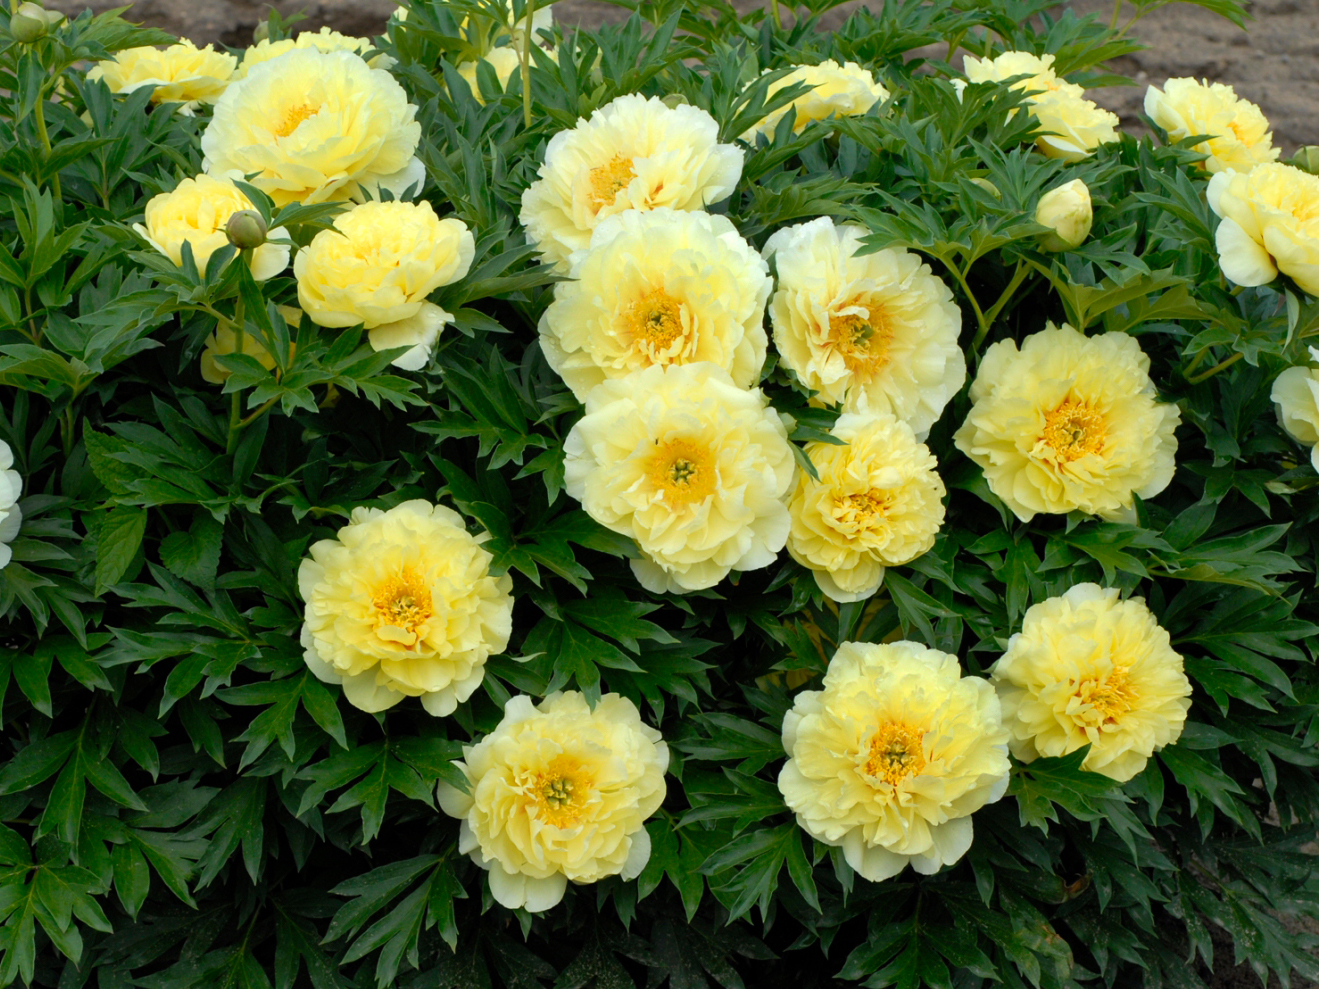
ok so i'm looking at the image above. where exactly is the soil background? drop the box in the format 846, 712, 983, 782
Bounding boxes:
37, 0, 1319, 985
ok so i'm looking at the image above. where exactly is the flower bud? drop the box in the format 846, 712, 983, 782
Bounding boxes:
252, 18, 270, 43
226, 209, 268, 250
970, 177, 1001, 198
11, 3, 49, 42
1035, 178, 1093, 252
1290, 146, 1319, 176
661, 93, 690, 110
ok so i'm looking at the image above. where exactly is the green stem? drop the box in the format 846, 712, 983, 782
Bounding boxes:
1108, 0, 1122, 32
521, 0, 535, 129
32, 96, 60, 201
974, 261, 1029, 350
941, 257, 989, 349
225, 288, 247, 456
770, 0, 782, 30
1185, 351, 1242, 385
944, 29, 965, 67
237, 396, 279, 429
1182, 345, 1211, 376
59, 404, 76, 459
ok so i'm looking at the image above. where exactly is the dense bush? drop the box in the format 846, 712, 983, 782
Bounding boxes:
1, 0, 1318, 987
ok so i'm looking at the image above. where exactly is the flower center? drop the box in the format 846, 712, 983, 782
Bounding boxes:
371, 568, 433, 642
274, 101, 320, 138
1074, 666, 1137, 726
532, 766, 588, 828
1041, 398, 1106, 462
833, 489, 892, 529
625, 288, 688, 358
647, 438, 717, 507
833, 305, 894, 375
588, 154, 636, 210
863, 722, 926, 787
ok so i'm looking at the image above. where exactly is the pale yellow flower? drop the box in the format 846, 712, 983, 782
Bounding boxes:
298, 500, 514, 716
236, 27, 394, 79
519, 93, 743, 270
563, 362, 796, 594
1144, 77, 1279, 175
201, 49, 424, 206
395, 0, 554, 48
0, 441, 22, 572
437, 691, 667, 912
779, 641, 1009, 882
199, 306, 302, 384
540, 208, 770, 401
953, 323, 1180, 522
295, 200, 474, 370
456, 47, 523, 103
86, 41, 236, 114
763, 217, 965, 439
744, 60, 889, 140
1035, 178, 1092, 252
962, 50, 1063, 96
1207, 163, 1319, 297
788, 413, 945, 603
133, 174, 290, 281
1271, 360, 1319, 471
990, 584, 1192, 782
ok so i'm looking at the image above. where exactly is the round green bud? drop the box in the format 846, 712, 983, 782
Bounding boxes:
1290, 147, 1319, 176
226, 210, 268, 251
252, 18, 270, 43
11, 3, 50, 42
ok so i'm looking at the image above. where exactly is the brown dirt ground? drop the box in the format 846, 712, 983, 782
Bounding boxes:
37, 0, 1319, 985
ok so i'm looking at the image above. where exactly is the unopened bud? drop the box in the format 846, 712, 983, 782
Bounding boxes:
11, 3, 50, 42
661, 93, 689, 110
1035, 178, 1093, 253
1290, 146, 1319, 176
970, 177, 1001, 198
252, 18, 270, 43
226, 210, 267, 250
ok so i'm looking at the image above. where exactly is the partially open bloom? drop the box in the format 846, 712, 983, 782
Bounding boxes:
0, 440, 22, 571
1271, 359, 1319, 470
236, 27, 393, 78
1207, 163, 1319, 297
295, 200, 475, 370
764, 217, 964, 439
1144, 77, 1279, 174
990, 584, 1192, 782
87, 41, 236, 113
788, 413, 945, 603
438, 691, 667, 912
298, 500, 513, 716
779, 641, 1010, 882
134, 174, 290, 280
541, 208, 770, 401
743, 60, 889, 140
520, 94, 743, 270
1035, 178, 1092, 252
202, 49, 424, 206
953, 323, 1180, 522
563, 362, 796, 593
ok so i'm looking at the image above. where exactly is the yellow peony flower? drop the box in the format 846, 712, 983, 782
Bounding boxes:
133, 174, 290, 281
763, 217, 965, 439
962, 50, 1062, 96
540, 208, 770, 402
0, 440, 22, 572
1271, 360, 1319, 471
199, 306, 302, 384
236, 27, 394, 79
437, 691, 667, 912
1207, 163, 1319, 297
298, 500, 514, 716
1035, 178, 1093, 252
295, 200, 475, 370
743, 59, 889, 140
201, 49, 424, 207
456, 47, 524, 103
953, 322, 1180, 522
990, 583, 1192, 782
519, 93, 743, 271
563, 362, 796, 594
779, 640, 1010, 882
1144, 77, 1279, 175
788, 413, 945, 603
86, 40, 236, 114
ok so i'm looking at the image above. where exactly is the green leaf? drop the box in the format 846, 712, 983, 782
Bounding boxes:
94, 505, 147, 593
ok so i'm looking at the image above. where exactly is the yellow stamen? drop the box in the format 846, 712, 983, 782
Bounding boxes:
1074, 667, 1137, 726
587, 154, 635, 210
530, 762, 589, 828
274, 102, 319, 138
626, 288, 686, 353
371, 568, 433, 639
647, 439, 716, 506
833, 303, 894, 375
863, 722, 926, 786
1041, 398, 1106, 462
834, 489, 893, 529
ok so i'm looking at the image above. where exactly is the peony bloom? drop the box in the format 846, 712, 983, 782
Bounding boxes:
962, 51, 1117, 162
236, 27, 393, 79
763, 217, 965, 439
1271, 360, 1319, 470
295, 200, 475, 370
1207, 163, 1319, 297
438, 691, 667, 912
86, 41, 236, 114
779, 641, 1010, 882
394, 0, 554, 49
1035, 178, 1092, 252
788, 413, 945, 603
540, 208, 770, 402
990, 584, 1192, 782
0, 440, 22, 571
201, 49, 424, 207
133, 174, 290, 281
743, 60, 889, 140
953, 323, 1180, 522
456, 47, 524, 103
519, 94, 743, 271
563, 362, 796, 594
298, 500, 514, 716
1144, 77, 1279, 175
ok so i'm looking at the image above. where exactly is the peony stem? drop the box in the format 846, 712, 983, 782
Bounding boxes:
1182, 345, 1210, 376
1185, 351, 1242, 385
941, 258, 989, 352
1108, 0, 1122, 32
771, 0, 782, 30
521, 0, 535, 129
225, 282, 247, 456
974, 261, 1029, 351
